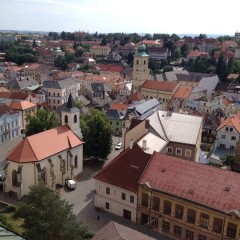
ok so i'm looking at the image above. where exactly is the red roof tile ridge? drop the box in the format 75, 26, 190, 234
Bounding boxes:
93, 147, 130, 180
24, 137, 39, 161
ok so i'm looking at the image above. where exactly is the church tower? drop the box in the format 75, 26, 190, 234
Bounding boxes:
61, 93, 82, 138
132, 44, 150, 93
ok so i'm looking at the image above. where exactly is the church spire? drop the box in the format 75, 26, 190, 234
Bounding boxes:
66, 92, 74, 108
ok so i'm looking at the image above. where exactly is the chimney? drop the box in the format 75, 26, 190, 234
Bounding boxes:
142, 139, 147, 149
129, 139, 133, 149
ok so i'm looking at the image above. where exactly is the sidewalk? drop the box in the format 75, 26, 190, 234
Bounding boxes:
76, 199, 173, 240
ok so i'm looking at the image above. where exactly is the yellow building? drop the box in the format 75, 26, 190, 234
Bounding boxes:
9, 100, 37, 130
140, 80, 179, 110
89, 46, 111, 57
132, 44, 150, 93
137, 153, 240, 240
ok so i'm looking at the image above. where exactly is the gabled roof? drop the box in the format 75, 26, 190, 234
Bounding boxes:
147, 110, 202, 145
217, 114, 240, 133
141, 80, 178, 92
0, 92, 28, 100
92, 221, 158, 240
173, 84, 193, 99
7, 125, 83, 163
111, 103, 128, 111
94, 144, 151, 193
0, 104, 18, 116
10, 100, 36, 110
139, 153, 240, 213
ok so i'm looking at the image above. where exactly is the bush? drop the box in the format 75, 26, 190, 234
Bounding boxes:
6, 205, 16, 213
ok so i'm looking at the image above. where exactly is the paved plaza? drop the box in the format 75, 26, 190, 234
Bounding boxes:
0, 136, 172, 239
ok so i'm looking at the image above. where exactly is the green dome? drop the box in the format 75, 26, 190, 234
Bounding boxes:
138, 44, 146, 52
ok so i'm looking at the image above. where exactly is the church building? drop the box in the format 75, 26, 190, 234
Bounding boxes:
4, 94, 83, 199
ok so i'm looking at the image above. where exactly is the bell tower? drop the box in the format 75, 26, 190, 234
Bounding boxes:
61, 93, 82, 138
132, 44, 150, 93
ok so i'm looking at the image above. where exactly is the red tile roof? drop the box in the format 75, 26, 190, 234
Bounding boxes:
173, 84, 192, 99
7, 125, 83, 163
139, 153, 240, 212
128, 92, 144, 101
92, 221, 158, 240
141, 80, 178, 92
94, 144, 151, 193
10, 100, 36, 110
0, 104, 18, 116
111, 103, 128, 110
0, 92, 29, 100
217, 114, 240, 133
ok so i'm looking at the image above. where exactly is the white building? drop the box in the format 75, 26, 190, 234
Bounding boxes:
0, 105, 21, 144
42, 78, 80, 110
94, 143, 151, 222
216, 114, 240, 150
4, 94, 83, 199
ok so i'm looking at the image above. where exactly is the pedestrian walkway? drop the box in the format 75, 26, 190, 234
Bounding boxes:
76, 199, 173, 240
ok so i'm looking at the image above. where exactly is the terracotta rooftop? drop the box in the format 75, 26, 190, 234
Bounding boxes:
139, 153, 240, 212
141, 80, 178, 92
94, 144, 151, 193
217, 114, 240, 133
92, 221, 158, 240
7, 125, 83, 163
127, 92, 144, 101
10, 100, 36, 110
0, 92, 28, 100
173, 84, 193, 99
0, 104, 18, 116
111, 103, 128, 110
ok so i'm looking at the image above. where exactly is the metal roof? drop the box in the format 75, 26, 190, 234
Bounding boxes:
147, 110, 202, 145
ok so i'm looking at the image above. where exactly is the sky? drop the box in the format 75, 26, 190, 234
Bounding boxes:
0, 0, 240, 36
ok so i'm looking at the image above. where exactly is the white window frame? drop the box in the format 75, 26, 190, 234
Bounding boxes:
176, 148, 182, 156
185, 150, 192, 157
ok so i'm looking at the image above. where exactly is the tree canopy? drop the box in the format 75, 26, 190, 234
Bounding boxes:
17, 183, 92, 240
25, 108, 59, 136
80, 109, 112, 160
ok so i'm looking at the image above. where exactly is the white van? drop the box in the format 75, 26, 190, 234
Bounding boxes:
65, 179, 76, 190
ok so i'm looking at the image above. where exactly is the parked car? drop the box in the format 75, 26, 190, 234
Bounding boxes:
115, 142, 122, 150
65, 179, 76, 190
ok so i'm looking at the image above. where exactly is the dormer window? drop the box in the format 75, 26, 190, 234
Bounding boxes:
225, 127, 229, 131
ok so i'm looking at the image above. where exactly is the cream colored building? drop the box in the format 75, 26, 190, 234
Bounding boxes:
132, 44, 150, 93
94, 143, 151, 223
4, 95, 83, 199
138, 152, 240, 240
89, 46, 111, 57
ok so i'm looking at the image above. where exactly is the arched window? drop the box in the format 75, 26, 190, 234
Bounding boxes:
144, 60, 146, 65
74, 156, 78, 168
64, 115, 68, 124
74, 114, 77, 123
12, 170, 17, 186
136, 60, 139, 65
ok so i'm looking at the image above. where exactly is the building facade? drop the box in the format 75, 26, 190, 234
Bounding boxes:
137, 153, 240, 240
132, 44, 150, 94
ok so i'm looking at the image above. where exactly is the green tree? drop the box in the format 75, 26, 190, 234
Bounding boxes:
227, 57, 234, 75
32, 39, 37, 48
54, 55, 68, 70
25, 108, 59, 136
171, 49, 180, 60
180, 43, 189, 57
216, 54, 227, 81
80, 109, 112, 160
163, 65, 173, 72
17, 183, 92, 240
222, 155, 235, 169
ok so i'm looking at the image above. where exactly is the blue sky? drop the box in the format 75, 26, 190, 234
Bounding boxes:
0, 0, 239, 35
